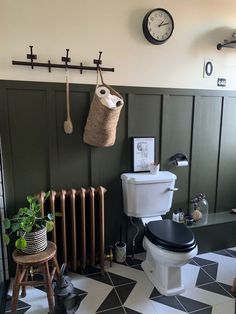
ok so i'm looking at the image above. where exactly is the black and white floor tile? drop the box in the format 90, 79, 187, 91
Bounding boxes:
5, 249, 236, 313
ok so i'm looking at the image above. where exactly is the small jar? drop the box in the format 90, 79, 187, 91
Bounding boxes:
190, 193, 208, 225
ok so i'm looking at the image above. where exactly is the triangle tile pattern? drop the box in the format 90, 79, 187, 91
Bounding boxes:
196, 268, 216, 286
5, 295, 31, 313
226, 249, 236, 257
198, 282, 234, 298
176, 295, 212, 313
151, 295, 186, 312
201, 263, 218, 280
96, 288, 122, 312
6, 249, 236, 314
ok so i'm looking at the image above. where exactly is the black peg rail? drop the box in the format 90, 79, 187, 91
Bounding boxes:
12, 46, 115, 73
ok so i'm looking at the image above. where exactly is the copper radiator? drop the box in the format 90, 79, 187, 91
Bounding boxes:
38, 186, 106, 274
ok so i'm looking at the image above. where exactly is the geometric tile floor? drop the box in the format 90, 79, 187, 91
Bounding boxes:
4, 248, 236, 313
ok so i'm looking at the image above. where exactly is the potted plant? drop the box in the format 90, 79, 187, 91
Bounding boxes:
3, 191, 60, 254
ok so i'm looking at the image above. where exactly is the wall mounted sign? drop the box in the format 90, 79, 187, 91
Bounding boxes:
132, 137, 155, 172
203, 59, 214, 78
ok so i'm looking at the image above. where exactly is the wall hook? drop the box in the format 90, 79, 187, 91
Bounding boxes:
61, 49, 71, 68
48, 60, 51, 73
26, 45, 37, 69
93, 51, 103, 70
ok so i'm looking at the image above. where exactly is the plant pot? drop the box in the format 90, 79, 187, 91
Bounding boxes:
20, 227, 47, 254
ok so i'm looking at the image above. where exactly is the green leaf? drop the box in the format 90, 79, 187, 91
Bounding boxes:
3, 234, 10, 245
15, 237, 27, 250
26, 209, 34, 216
26, 195, 33, 204
55, 212, 62, 217
3, 218, 11, 229
11, 222, 20, 232
47, 213, 53, 221
46, 221, 54, 232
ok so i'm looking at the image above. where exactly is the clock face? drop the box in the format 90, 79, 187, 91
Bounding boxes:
143, 8, 174, 45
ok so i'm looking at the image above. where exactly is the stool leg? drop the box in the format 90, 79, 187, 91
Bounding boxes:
21, 267, 28, 298
52, 256, 60, 278
44, 261, 54, 314
11, 264, 22, 314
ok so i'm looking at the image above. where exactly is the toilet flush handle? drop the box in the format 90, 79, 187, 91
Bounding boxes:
168, 187, 179, 192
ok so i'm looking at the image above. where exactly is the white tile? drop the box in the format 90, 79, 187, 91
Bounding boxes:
70, 273, 113, 314
212, 300, 235, 314
181, 285, 232, 306
124, 298, 157, 314
151, 299, 187, 314
181, 263, 200, 290
197, 252, 236, 285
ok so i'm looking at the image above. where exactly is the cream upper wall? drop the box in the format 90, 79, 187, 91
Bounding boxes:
1, 0, 236, 90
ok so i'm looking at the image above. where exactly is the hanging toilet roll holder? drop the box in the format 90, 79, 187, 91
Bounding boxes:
168, 153, 189, 166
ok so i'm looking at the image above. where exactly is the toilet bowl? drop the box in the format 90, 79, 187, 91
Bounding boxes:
142, 219, 197, 296
121, 172, 198, 296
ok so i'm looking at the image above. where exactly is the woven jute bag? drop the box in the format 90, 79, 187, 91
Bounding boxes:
83, 68, 124, 147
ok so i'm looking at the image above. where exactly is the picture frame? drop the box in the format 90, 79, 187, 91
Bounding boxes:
132, 137, 156, 172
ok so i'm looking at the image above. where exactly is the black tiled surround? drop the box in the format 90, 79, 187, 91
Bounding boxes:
5, 249, 236, 313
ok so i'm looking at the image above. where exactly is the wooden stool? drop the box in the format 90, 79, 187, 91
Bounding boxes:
11, 241, 60, 314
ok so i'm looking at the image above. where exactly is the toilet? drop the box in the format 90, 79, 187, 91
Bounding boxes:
121, 171, 198, 296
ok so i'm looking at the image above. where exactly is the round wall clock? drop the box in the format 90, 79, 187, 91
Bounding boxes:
142, 8, 174, 45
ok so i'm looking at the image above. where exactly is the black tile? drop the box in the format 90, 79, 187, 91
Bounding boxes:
196, 269, 215, 286
124, 307, 142, 314
149, 287, 162, 299
218, 282, 236, 298
201, 264, 218, 281
198, 282, 233, 298
152, 295, 186, 312
5, 296, 31, 312
96, 288, 122, 312
115, 282, 136, 304
193, 257, 217, 267
213, 249, 233, 257
189, 306, 212, 314
226, 249, 236, 257
131, 265, 143, 271
189, 259, 200, 266
108, 272, 136, 287
82, 265, 102, 276
177, 295, 211, 313
125, 257, 142, 267
87, 272, 112, 286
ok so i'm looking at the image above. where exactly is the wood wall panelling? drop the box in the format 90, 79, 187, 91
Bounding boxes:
128, 94, 162, 163
6, 88, 49, 211
54, 89, 91, 189
161, 95, 193, 212
216, 96, 236, 212
190, 96, 222, 213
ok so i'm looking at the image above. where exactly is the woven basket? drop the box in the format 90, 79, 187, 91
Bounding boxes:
20, 227, 47, 254
83, 68, 124, 147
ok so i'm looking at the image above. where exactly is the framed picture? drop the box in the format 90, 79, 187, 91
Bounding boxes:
132, 137, 156, 172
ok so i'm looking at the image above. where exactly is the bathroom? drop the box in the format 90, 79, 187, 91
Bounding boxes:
1, 0, 236, 313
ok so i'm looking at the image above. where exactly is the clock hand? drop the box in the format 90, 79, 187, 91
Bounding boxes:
159, 22, 169, 27
158, 20, 165, 27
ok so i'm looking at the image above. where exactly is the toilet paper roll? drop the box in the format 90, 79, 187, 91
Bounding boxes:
96, 86, 110, 98
176, 160, 188, 167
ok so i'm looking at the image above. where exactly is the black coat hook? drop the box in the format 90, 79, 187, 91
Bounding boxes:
26, 46, 37, 69
61, 49, 71, 68
93, 51, 103, 69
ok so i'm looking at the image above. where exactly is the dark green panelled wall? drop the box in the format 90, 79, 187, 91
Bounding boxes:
1, 80, 236, 251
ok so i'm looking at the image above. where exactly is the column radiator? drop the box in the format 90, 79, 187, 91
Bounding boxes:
38, 187, 106, 274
